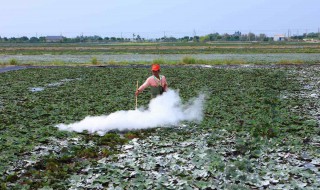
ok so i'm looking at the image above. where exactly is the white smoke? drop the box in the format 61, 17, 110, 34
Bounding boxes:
56, 89, 206, 135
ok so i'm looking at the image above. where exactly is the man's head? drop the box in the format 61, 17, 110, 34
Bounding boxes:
151, 64, 160, 72
151, 64, 160, 77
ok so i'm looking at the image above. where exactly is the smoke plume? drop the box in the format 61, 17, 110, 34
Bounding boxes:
56, 89, 205, 135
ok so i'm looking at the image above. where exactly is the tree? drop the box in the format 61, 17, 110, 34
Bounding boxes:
240, 34, 248, 41
62, 37, 72, 43
248, 32, 256, 41
39, 37, 46, 42
307, 32, 318, 38
231, 31, 241, 41
208, 33, 220, 41
167, 37, 177, 42
222, 33, 231, 41
291, 35, 303, 40
200, 35, 210, 42
232, 35, 240, 41
20, 36, 29, 42
29, 37, 39, 43
233, 31, 241, 37
136, 35, 142, 41
9, 37, 17, 42
181, 36, 190, 42
74, 36, 81, 43
258, 33, 267, 41
193, 36, 199, 42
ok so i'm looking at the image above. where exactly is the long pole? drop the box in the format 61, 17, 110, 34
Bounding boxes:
135, 81, 138, 110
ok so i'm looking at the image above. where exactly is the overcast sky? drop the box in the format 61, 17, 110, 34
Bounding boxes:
0, 0, 319, 38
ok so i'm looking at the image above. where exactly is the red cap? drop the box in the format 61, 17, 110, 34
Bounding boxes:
151, 64, 160, 71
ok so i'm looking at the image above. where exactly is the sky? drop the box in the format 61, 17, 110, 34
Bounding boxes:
0, 0, 319, 38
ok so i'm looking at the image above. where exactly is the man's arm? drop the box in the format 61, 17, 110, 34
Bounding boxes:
135, 77, 151, 96
162, 76, 168, 91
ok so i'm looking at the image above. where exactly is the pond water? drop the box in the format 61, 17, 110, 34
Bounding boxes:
30, 87, 45, 92
1, 53, 320, 63
28, 78, 81, 92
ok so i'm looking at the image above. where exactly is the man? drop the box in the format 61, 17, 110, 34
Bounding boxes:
135, 64, 168, 98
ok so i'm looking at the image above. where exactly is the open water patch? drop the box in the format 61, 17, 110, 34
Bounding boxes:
1, 53, 320, 64
29, 87, 45, 92
0, 66, 28, 73
29, 78, 81, 92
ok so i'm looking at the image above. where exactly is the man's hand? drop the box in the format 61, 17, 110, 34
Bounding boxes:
135, 90, 140, 96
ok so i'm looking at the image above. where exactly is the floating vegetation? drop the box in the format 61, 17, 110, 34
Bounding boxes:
0, 98, 3, 110
66, 129, 320, 189
0, 65, 319, 189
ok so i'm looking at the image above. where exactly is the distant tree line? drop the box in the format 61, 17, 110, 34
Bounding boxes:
0, 31, 319, 43
290, 32, 320, 40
